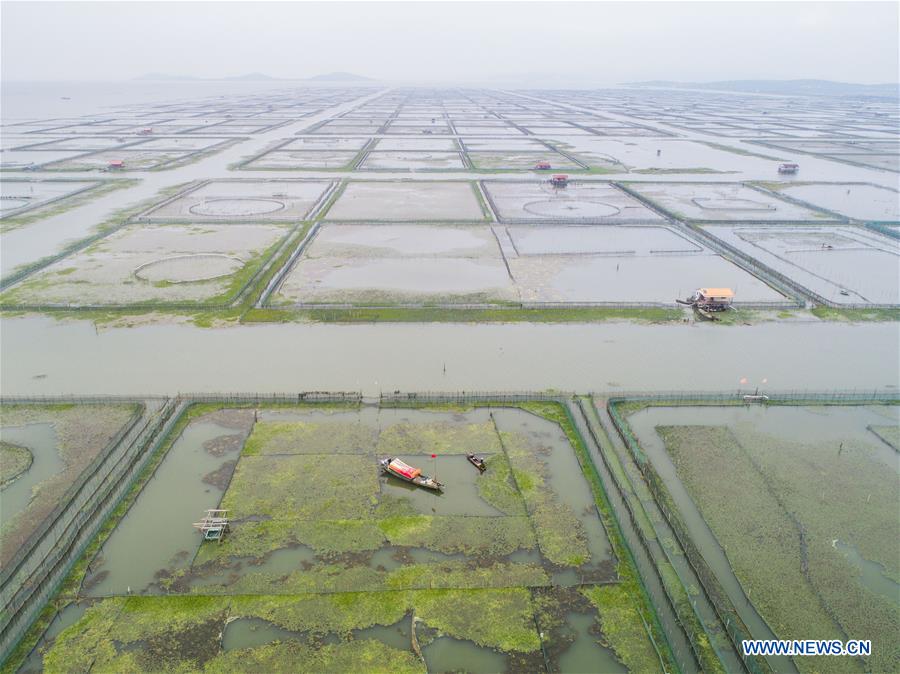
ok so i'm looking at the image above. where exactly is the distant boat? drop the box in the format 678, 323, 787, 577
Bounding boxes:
380, 457, 443, 491
61, 96, 71, 100
466, 453, 486, 472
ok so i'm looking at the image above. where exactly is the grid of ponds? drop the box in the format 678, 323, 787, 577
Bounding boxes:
271, 220, 787, 306
702, 224, 900, 305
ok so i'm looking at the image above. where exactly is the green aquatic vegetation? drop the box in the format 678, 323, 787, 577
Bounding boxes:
210, 563, 385, 595
220, 453, 378, 521
805, 535, 900, 673
194, 557, 548, 595
380, 515, 536, 556
658, 425, 860, 673
734, 426, 900, 673
42, 598, 126, 673
375, 514, 427, 540
116, 595, 228, 641
520, 400, 683, 670
18, 401, 686, 674
373, 493, 419, 518
292, 519, 386, 555
198, 514, 536, 574
529, 501, 589, 567
736, 427, 900, 584
46, 596, 229, 673
0, 440, 33, 487
243, 419, 379, 456
195, 518, 386, 563
476, 453, 528, 516
243, 305, 683, 324
376, 420, 503, 456
500, 430, 591, 568
386, 560, 549, 592
203, 639, 423, 674
581, 584, 664, 674
811, 305, 900, 322
415, 588, 541, 653
42, 595, 421, 674
230, 592, 409, 636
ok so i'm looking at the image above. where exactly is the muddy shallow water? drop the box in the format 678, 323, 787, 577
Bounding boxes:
0, 423, 60, 522
2, 317, 898, 395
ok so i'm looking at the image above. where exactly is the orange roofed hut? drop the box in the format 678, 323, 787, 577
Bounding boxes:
696, 288, 734, 309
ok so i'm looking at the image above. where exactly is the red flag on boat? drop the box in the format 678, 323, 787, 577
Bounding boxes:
431, 454, 437, 458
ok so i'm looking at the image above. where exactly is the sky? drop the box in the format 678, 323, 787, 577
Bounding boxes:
1, 1, 898, 86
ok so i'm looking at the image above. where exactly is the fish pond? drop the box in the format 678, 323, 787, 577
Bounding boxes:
22, 402, 671, 673
619, 402, 900, 674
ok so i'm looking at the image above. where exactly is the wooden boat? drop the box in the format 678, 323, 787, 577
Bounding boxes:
693, 305, 719, 321
380, 458, 443, 491
466, 453, 487, 472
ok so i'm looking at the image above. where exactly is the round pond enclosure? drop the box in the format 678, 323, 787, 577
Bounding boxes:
134, 254, 244, 284
188, 198, 287, 217
523, 199, 622, 218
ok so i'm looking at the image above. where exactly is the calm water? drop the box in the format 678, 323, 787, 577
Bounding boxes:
1, 316, 897, 395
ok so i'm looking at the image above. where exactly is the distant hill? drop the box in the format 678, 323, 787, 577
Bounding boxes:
626, 79, 899, 99
306, 72, 373, 82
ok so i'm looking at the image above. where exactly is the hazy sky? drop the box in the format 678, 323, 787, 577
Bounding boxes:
2, 1, 898, 85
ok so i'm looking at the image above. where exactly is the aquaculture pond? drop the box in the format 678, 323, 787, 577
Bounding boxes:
23, 403, 668, 673
0, 403, 139, 569
622, 403, 900, 674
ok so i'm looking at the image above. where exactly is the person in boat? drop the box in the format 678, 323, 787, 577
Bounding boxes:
466, 453, 486, 472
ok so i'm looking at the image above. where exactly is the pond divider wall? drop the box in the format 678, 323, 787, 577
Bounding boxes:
575, 398, 735, 674
0, 397, 181, 662
0, 180, 105, 221
257, 222, 323, 307
604, 391, 899, 674
0, 402, 145, 589
564, 400, 687, 673
866, 222, 900, 240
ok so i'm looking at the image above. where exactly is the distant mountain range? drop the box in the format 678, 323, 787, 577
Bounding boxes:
626, 79, 899, 99
135, 71, 374, 82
